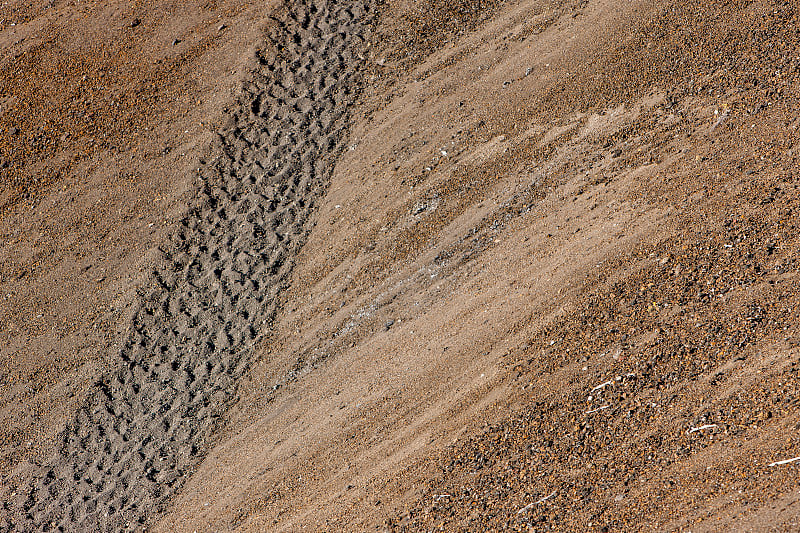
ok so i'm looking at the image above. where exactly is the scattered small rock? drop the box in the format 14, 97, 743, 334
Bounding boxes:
384, 319, 395, 331
130, 18, 141, 28
9, 127, 19, 136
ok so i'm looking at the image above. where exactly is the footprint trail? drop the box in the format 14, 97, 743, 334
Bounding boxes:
1, 0, 373, 530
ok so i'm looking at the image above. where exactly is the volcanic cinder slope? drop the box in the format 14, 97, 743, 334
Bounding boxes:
2, 0, 800, 532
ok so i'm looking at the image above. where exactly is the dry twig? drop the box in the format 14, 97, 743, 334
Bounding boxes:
686, 424, 718, 435
768, 456, 800, 467
591, 380, 614, 392
517, 491, 557, 514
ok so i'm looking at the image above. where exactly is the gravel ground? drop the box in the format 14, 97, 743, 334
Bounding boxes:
1, 0, 799, 531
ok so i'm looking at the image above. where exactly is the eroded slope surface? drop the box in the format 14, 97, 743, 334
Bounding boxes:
1, 0, 373, 530
146, 0, 800, 531
3, 0, 800, 531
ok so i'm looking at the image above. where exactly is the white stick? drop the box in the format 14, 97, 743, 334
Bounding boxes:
535, 491, 557, 504
517, 491, 557, 514
517, 502, 535, 514
591, 380, 614, 392
769, 456, 800, 467
586, 405, 610, 414
687, 424, 718, 435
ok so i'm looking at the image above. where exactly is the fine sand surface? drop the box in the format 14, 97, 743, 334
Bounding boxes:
2, 0, 800, 531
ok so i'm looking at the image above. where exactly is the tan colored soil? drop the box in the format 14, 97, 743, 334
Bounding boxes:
0, 0, 277, 473
2, 0, 800, 531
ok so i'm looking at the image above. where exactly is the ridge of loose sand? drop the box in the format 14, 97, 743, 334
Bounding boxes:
2, 0, 376, 530
0, 0, 278, 479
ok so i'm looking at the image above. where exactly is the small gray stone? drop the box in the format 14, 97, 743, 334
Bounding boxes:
384, 319, 395, 331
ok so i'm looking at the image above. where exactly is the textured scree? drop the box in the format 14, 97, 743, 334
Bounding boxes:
1, 0, 373, 530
